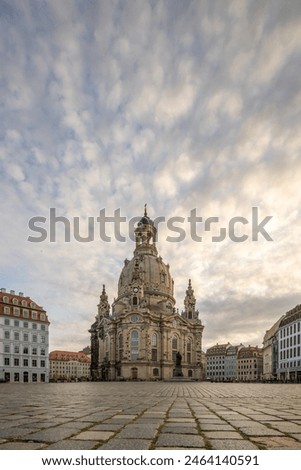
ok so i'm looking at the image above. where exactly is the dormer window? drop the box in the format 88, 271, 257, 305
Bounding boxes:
13, 298, 18, 305
3, 296, 9, 303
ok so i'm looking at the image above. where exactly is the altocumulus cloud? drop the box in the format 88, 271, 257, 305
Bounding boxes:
0, 0, 301, 351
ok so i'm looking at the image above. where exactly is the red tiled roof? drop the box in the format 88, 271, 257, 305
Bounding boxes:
0, 289, 49, 323
49, 350, 91, 363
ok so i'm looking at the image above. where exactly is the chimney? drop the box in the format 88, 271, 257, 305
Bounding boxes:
10, 290, 15, 295
19, 292, 24, 297
1, 288, 6, 293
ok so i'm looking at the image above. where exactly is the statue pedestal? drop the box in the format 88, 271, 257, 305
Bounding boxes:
173, 365, 183, 377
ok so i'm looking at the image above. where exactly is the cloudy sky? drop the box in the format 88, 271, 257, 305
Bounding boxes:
1, 0, 301, 353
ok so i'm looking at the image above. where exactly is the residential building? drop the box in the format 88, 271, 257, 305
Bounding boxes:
224, 344, 244, 381
49, 350, 91, 381
262, 316, 284, 381
237, 346, 263, 381
0, 288, 50, 383
89, 208, 204, 381
277, 304, 301, 382
205, 343, 231, 381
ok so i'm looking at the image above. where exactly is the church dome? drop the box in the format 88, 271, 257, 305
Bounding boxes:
116, 206, 175, 306
118, 251, 174, 300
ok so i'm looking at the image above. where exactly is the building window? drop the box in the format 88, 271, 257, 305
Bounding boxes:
131, 330, 139, 361
32, 373, 37, 382
21, 300, 27, 306
23, 371, 29, 382
14, 373, 20, 382
4, 345, 10, 353
23, 347, 29, 354
118, 333, 123, 361
13, 307, 20, 316
4, 318, 10, 325
14, 332, 20, 341
32, 311, 37, 319
14, 345, 19, 354
3, 296, 9, 303
172, 336, 178, 362
153, 368, 159, 377
40, 360, 46, 367
4, 306, 10, 314
23, 359, 29, 367
32, 323, 37, 330
151, 333, 158, 361
4, 358, 10, 366
32, 347, 37, 355
23, 321, 28, 328
41, 324, 46, 330
187, 340, 192, 364
41, 335, 46, 343
14, 358, 19, 366
32, 360, 37, 367
23, 310, 29, 318
41, 349, 46, 356
132, 296, 138, 306
12, 298, 18, 305
23, 333, 29, 342
40, 314, 46, 321
14, 320, 19, 327
105, 335, 109, 360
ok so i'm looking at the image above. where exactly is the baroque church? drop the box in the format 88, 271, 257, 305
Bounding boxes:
90, 208, 204, 381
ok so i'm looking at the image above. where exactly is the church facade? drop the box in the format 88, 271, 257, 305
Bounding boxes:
90, 209, 204, 381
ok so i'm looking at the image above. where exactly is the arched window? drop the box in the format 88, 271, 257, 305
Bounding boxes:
153, 368, 159, 377
187, 339, 192, 364
118, 333, 123, 361
105, 335, 109, 360
3, 296, 9, 303
172, 336, 178, 362
151, 333, 157, 361
131, 330, 139, 361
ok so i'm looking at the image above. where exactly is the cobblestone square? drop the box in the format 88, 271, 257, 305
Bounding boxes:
0, 382, 301, 450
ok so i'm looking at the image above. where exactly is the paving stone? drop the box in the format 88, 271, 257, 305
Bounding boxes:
209, 439, 260, 450
45, 440, 98, 450
239, 426, 283, 436
98, 438, 152, 449
161, 426, 198, 434
0, 427, 40, 439
72, 431, 115, 441
199, 423, 236, 431
156, 433, 205, 448
251, 436, 301, 449
0, 441, 47, 450
268, 422, 301, 433
116, 425, 158, 439
89, 423, 125, 431
204, 431, 243, 439
25, 426, 79, 442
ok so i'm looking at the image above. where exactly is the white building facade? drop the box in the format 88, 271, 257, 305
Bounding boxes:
0, 289, 50, 383
277, 304, 301, 382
